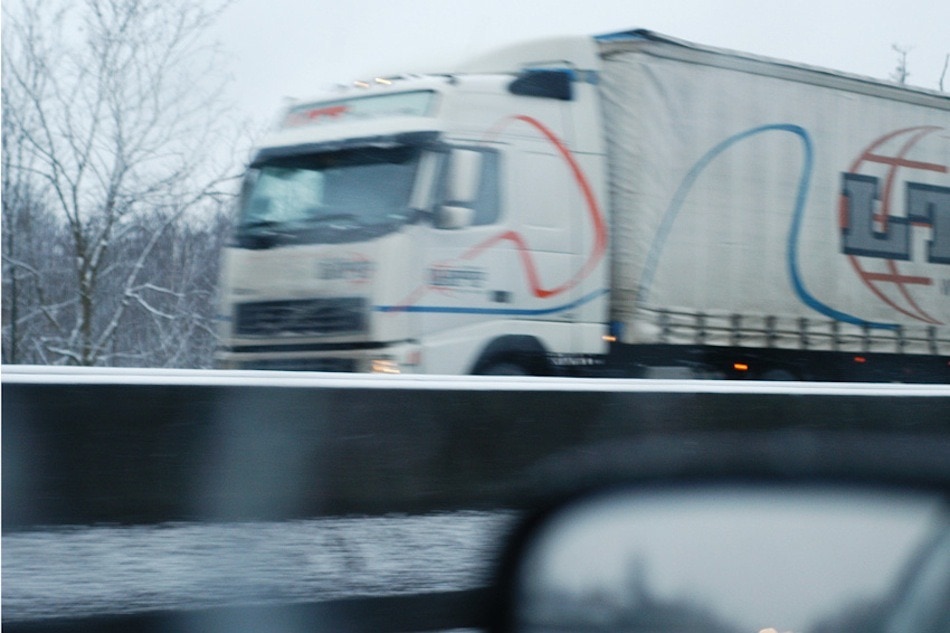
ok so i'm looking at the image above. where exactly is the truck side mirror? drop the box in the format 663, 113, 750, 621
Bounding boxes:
446, 149, 482, 205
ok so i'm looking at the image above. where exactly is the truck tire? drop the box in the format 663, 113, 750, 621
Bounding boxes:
759, 368, 798, 381
478, 362, 530, 376
471, 335, 549, 376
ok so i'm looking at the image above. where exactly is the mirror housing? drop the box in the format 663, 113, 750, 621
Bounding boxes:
435, 205, 475, 230
491, 433, 950, 633
502, 484, 946, 633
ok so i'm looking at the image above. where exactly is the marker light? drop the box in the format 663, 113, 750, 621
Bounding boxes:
853, 356, 867, 364
733, 362, 750, 372
374, 77, 393, 85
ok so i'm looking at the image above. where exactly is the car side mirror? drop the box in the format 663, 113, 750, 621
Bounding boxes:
495, 483, 949, 633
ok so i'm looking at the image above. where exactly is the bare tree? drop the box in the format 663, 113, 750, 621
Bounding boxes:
100, 204, 233, 367
891, 44, 912, 84
888, 43, 949, 92
2, 0, 240, 366
940, 53, 949, 91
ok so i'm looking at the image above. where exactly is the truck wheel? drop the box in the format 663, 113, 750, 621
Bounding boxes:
759, 368, 798, 381
479, 362, 529, 376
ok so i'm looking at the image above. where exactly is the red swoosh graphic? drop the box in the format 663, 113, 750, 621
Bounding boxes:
391, 115, 607, 310
463, 115, 608, 298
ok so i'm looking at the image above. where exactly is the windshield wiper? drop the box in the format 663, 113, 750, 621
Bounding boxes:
300, 213, 361, 226
240, 219, 283, 232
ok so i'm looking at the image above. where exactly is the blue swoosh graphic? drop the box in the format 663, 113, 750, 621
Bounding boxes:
375, 288, 608, 316
638, 123, 896, 330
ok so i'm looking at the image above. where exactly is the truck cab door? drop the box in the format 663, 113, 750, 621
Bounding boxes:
406, 147, 511, 362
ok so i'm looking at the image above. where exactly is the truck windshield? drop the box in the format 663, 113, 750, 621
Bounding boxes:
236, 146, 421, 246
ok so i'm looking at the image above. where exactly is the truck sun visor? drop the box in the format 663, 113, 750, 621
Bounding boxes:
251, 131, 441, 166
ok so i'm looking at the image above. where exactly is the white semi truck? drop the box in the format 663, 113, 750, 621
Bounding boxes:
216, 29, 950, 381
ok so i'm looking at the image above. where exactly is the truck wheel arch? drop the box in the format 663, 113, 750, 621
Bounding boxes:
470, 335, 551, 376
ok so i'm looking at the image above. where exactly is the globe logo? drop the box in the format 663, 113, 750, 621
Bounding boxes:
840, 126, 949, 325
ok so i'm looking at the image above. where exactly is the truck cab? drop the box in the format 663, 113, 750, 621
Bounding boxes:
216, 37, 611, 374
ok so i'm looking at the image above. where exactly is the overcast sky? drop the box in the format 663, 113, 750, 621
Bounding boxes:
212, 0, 950, 126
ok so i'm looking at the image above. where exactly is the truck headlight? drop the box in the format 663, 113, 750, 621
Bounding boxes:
371, 358, 401, 374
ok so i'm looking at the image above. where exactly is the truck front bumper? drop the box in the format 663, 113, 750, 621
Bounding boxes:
215, 341, 423, 374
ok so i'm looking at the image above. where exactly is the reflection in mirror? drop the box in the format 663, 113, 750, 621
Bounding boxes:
513, 486, 948, 633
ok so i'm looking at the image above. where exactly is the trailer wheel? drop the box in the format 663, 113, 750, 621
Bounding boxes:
759, 368, 798, 381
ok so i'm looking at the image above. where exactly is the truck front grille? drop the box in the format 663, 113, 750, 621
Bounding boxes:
240, 358, 358, 372
234, 298, 366, 337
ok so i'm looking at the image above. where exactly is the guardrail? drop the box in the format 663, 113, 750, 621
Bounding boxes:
5, 367, 949, 527
3, 589, 493, 633
4, 367, 949, 631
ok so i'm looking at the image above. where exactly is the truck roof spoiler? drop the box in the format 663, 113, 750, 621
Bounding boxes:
456, 35, 603, 74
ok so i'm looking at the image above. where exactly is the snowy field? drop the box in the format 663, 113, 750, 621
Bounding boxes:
2, 511, 516, 621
